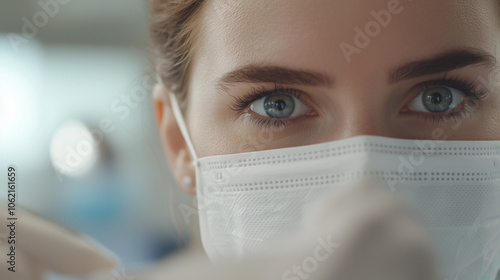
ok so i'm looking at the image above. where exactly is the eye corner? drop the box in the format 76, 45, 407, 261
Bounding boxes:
399, 105, 412, 114
305, 107, 319, 117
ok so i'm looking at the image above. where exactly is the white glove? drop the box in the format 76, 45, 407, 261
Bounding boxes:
296, 179, 441, 280
0, 201, 117, 280
137, 179, 440, 280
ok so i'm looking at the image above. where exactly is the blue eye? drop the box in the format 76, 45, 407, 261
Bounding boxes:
408, 86, 465, 113
250, 91, 310, 118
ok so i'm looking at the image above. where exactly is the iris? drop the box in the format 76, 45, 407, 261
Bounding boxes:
422, 87, 453, 113
263, 93, 295, 118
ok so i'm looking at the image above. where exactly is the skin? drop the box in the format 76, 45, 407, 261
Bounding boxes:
154, 0, 500, 193
13, 1, 500, 279
150, 1, 499, 277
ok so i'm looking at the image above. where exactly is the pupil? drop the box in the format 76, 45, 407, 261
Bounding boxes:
430, 92, 442, 104
275, 99, 286, 111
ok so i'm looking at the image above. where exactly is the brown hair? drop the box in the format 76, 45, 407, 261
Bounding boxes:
149, 0, 205, 114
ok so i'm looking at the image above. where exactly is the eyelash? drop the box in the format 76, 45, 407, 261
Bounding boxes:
229, 84, 308, 129
228, 75, 489, 129
229, 84, 304, 111
405, 74, 488, 125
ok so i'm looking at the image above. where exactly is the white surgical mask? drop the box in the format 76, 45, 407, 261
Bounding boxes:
169, 93, 500, 280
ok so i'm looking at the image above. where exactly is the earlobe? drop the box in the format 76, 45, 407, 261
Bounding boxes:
153, 84, 196, 195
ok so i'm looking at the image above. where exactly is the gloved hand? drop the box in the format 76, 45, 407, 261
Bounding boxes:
0, 201, 117, 280
137, 179, 440, 280
296, 179, 441, 280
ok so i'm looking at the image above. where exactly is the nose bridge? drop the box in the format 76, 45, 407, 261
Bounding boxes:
339, 112, 387, 140
334, 87, 392, 140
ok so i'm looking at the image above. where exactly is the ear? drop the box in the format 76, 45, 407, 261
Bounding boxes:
153, 84, 196, 195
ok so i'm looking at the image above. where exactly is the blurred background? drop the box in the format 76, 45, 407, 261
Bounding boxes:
0, 0, 194, 278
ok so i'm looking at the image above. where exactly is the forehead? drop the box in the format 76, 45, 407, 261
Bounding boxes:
192, 0, 498, 88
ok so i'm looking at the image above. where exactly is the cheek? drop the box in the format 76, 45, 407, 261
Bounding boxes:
481, 96, 500, 140
188, 98, 249, 158
443, 95, 500, 140
188, 113, 226, 158
476, 85, 500, 140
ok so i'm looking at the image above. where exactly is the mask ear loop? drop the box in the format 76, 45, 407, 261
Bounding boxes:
168, 92, 200, 168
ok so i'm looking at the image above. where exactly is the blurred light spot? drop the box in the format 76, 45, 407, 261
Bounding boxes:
50, 120, 100, 177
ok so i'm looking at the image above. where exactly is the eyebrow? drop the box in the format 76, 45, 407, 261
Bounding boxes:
217, 48, 497, 89
388, 48, 497, 84
217, 65, 334, 90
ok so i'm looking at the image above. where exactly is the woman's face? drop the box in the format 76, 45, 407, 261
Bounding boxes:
156, 0, 500, 190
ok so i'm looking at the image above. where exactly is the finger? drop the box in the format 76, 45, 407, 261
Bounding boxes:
0, 202, 117, 275
299, 179, 439, 280
0, 241, 45, 280
301, 177, 421, 234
